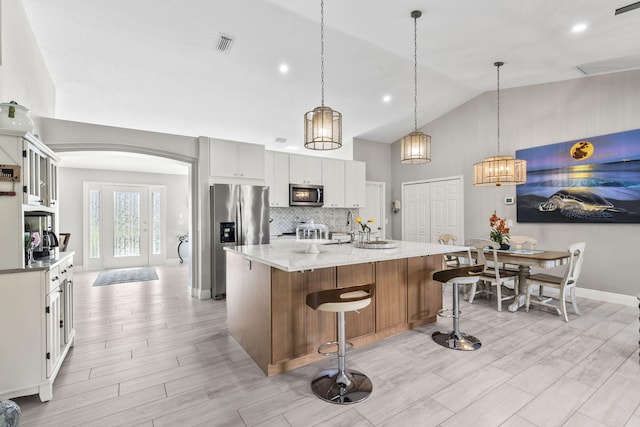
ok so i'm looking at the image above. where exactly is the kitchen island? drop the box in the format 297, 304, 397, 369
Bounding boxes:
224, 240, 467, 376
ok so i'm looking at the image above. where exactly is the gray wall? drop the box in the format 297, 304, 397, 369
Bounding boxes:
353, 138, 394, 237
58, 168, 190, 265
388, 69, 640, 297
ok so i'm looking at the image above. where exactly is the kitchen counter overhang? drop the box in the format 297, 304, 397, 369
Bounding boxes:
223, 239, 469, 272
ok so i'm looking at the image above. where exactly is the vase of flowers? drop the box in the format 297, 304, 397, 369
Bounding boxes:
489, 211, 510, 249
355, 216, 374, 242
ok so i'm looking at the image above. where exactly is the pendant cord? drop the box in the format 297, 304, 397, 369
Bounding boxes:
320, 0, 325, 106
496, 62, 501, 156
413, 14, 418, 131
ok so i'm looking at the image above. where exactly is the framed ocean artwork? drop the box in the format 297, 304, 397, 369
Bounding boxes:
516, 128, 640, 223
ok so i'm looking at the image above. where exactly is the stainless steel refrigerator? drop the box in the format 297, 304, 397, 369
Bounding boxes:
210, 184, 270, 300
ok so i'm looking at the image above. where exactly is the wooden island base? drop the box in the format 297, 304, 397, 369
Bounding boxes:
226, 251, 443, 376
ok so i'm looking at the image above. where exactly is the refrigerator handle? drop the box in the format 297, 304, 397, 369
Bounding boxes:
236, 200, 243, 244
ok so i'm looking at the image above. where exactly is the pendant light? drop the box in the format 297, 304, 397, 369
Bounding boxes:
304, 0, 342, 150
473, 62, 527, 186
400, 10, 431, 164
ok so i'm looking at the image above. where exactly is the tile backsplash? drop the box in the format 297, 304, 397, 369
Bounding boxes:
270, 207, 359, 235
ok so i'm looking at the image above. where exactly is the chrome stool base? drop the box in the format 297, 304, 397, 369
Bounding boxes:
432, 330, 481, 351
311, 369, 373, 404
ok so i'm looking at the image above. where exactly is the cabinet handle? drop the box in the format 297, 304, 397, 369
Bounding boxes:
52, 276, 59, 281
58, 288, 63, 293
61, 269, 67, 274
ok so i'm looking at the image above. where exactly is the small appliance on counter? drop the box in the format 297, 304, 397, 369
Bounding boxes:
24, 212, 59, 260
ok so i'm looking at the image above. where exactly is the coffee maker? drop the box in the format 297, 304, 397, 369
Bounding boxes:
24, 212, 59, 260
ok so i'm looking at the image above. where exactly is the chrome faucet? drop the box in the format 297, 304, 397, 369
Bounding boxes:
346, 210, 355, 243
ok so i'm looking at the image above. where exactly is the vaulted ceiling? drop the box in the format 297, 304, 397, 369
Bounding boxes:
22, 0, 640, 156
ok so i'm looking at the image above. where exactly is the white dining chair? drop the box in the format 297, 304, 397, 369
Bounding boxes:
465, 239, 519, 312
437, 233, 460, 268
525, 242, 586, 322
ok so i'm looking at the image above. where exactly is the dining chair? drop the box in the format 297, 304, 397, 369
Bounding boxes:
525, 242, 586, 322
465, 238, 519, 312
502, 235, 538, 273
437, 233, 460, 269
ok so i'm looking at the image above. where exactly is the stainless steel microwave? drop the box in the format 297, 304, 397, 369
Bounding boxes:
289, 184, 324, 207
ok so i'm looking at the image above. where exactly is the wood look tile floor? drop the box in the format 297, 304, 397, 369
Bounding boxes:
12, 265, 640, 427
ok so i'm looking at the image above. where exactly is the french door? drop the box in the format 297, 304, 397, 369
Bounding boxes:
84, 183, 166, 270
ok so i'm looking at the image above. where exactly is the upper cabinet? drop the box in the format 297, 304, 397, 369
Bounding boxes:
289, 155, 322, 185
23, 138, 59, 207
210, 139, 265, 180
345, 161, 366, 208
322, 159, 345, 208
265, 151, 290, 207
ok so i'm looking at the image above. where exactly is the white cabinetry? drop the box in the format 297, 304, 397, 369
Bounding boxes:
210, 139, 265, 180
322, 159, 345, 207
0, 131, 59, 270
0, 253, 75, 402
345, 161, 366, 208
289, 155, 322, 185
265, 151, 290, 207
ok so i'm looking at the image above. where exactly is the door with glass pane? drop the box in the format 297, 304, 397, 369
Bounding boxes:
85, 183, 165, 270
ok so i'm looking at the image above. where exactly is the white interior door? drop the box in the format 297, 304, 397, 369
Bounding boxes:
403, 182, 430, 242
402, 177, 463, 243
361, 182, 385, 240
431, 178, 463, 243
103, 185, 149, 268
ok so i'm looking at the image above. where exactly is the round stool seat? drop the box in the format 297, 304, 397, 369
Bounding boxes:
316, 290, 372, 313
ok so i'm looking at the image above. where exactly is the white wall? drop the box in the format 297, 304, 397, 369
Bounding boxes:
0, 0, 55, 123
389, 69, 640, 297
58, 167, 189, 266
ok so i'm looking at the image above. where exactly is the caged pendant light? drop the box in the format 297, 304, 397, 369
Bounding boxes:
400, 10, 431, 164
304, 0, 342, 150
473, 62, 526, 186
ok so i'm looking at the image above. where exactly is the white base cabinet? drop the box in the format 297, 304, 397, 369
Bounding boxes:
0, 254, 74, 402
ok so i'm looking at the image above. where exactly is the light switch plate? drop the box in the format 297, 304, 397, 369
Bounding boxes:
504, 196, 515, 205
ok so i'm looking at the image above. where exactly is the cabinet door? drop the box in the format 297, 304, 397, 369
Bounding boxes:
46, 288, 62, 378
337, 263, 375, 339
47, 159, 58, 207
22, 141, 44, 205
265, 151, 289, 207
238, 143, 265, 180
290, 155, 322, 185
63, 277, 74, 344
407, 255, 443, 324
210, 140, 239, 177
322, 159, 345, 208
375, 259, 407, 331
345, 161, 366, 208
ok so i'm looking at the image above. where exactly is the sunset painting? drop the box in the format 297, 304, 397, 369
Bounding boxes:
516, 128, 640, 223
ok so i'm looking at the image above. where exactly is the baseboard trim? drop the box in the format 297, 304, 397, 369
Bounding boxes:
576, 288, 638, 307
192, 287, 211, 300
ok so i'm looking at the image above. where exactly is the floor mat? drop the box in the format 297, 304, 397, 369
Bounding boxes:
93, 267, 159, 286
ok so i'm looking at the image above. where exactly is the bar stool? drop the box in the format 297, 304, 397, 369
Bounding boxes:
306, 283, 374, 404
432, 264, 484, 351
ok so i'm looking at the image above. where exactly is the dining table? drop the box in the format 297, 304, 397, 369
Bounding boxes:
453, 248, 571, 312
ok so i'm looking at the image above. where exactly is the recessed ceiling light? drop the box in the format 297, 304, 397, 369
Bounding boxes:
572, 23, 587, 33
383, 95, 391, 103
279, 63, 289, 74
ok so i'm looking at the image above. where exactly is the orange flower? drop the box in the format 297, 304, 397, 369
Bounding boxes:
489, 211, 510, 244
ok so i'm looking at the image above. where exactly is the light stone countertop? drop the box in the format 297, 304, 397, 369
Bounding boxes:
224, 240, 468, 272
